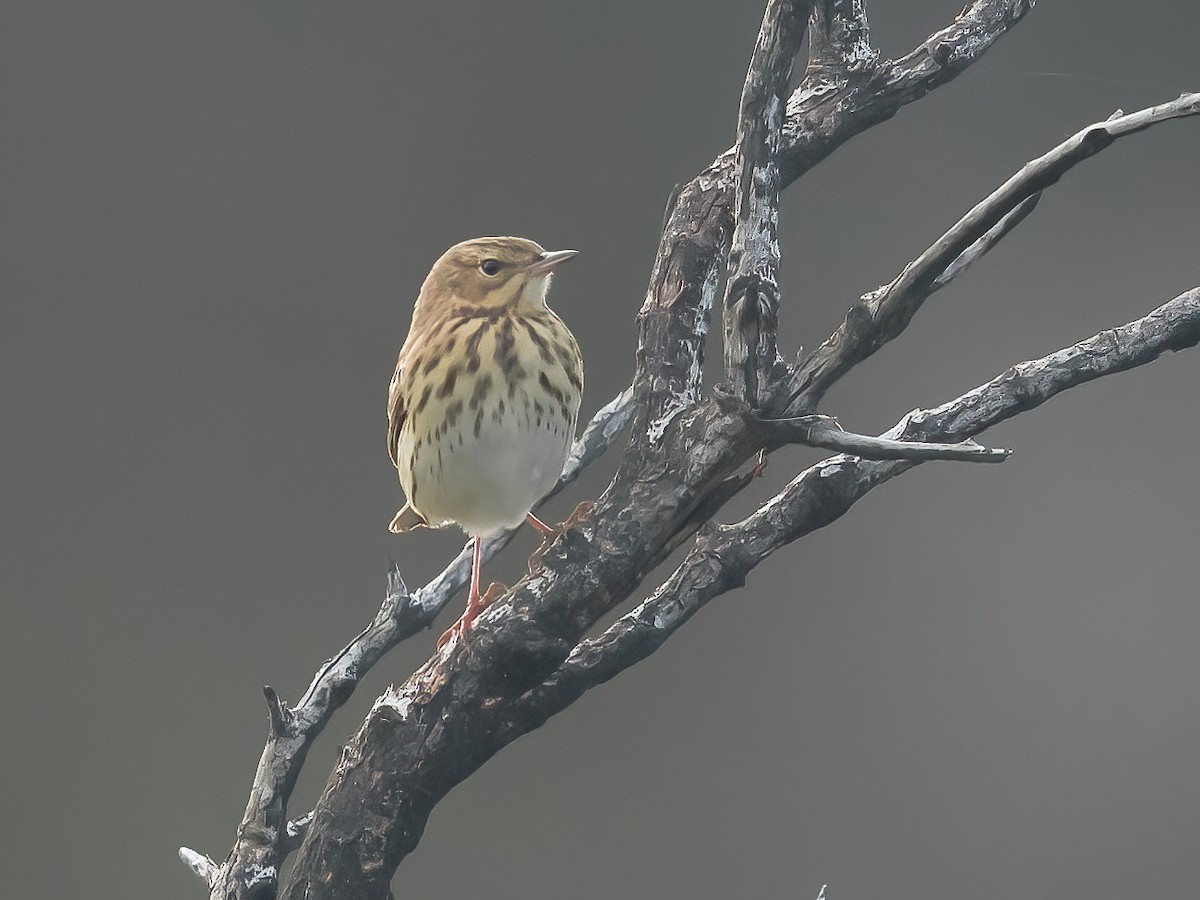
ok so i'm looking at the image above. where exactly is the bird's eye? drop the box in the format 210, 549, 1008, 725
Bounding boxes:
479, 259, 502, 277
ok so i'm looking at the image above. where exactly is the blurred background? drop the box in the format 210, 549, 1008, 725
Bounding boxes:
3, 2, 1198, 897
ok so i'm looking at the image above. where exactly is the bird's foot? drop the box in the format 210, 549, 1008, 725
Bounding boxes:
436, 581, 506, 649
526, 501, 595, 575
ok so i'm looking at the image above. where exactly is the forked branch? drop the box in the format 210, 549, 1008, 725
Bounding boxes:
632, 0, 1036, 443
179, 5, 1200, 900
783, 92, 1200, 411
514, 286, 1200, 705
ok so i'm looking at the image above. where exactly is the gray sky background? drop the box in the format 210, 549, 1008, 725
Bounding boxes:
3, 3, 1199, 898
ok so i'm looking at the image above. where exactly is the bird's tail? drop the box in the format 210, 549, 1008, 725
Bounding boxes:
388, 504, 430, 533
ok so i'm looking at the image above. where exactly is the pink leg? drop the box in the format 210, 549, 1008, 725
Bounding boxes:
438, 536, 489, 648
465, 535, 483, 615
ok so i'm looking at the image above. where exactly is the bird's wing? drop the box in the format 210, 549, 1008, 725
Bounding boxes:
386, 352, 406, 469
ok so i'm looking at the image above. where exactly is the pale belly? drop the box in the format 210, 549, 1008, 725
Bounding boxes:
399, 414, 572, 536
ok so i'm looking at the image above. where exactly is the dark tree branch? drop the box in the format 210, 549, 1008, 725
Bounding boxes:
182, 5, 1200, 900
631, 0, 1035, 446
279, 395, 766, 900
778, 0, 1034, 186
722, 0, 810, 402
178, 848, 218, 887
281, 812, 312, 855
290, 282, 1198, 900
190, 5, 1039, 897
510, 286, 1200, 708
179, 386, 634, 900
184, 564, 416, 900
782, 92, 1200, 412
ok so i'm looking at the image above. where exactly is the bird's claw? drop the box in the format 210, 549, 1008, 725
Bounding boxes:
436, 581, 507, 649
526, 501, 595, 575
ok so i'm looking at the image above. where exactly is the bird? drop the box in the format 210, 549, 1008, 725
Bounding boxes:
386, 236, 583, 647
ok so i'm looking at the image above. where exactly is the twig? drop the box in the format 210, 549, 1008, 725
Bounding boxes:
780, 0, 1035, 184
187, 563, 416, 897
177, 848, 218, 886
932, 192, 1041, 289
784, 92, 1200, 411
722, 0, 811, 402
765, 414, 1011, 461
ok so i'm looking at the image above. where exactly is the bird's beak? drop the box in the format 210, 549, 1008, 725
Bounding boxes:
523, 249, 579, 275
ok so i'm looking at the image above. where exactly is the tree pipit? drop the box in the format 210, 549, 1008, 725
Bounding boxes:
387, 237, 583, 647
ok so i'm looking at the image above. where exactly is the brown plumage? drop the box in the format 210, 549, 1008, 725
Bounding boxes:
387, 237, 583, 646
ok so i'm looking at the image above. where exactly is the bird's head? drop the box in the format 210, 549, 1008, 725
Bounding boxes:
415, 236, 577, 320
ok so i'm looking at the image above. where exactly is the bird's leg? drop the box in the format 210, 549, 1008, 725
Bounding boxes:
524, 512, 559, 575
525, 512, 557, 539
437, 536, 505, 648
525, 511, 562, 575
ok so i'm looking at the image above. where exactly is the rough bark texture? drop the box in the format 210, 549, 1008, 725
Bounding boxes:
179, 3, 1200, 898
722, 0, 810, 402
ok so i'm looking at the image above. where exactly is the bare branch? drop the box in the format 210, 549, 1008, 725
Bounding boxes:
279, 391, 766, 899
186, 386, 635, 897
178, 848, 218, 886
766, 414, 1011, 461
194, 563, 418, 897
182, 0, 1198, 895
906, 285, 1200, 438
780, 0, 1035, 185
631, 0, 1034, 445
520, 286, 1200, 707
272, 8, 1041, 897
722, 0, 811, 402
278, 276, 1200, 899
784, 92, 1200, 412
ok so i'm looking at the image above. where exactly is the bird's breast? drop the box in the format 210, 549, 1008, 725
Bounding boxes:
394, 312, 581, 535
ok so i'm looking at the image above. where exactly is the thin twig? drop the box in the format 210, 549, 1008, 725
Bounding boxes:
780, 0, 1035, 185
765, 414, 1011, 461
784, 92, 1200, 412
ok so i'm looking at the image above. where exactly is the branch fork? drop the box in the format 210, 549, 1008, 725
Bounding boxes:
181, 3, 1200, 897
